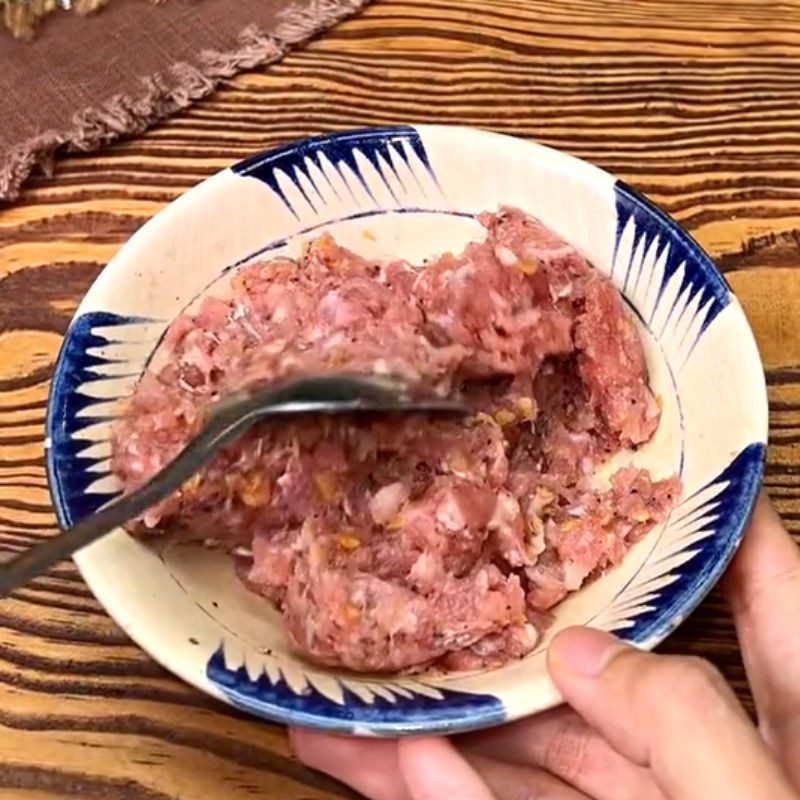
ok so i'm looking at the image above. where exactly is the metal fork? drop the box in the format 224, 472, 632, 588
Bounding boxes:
0, 374, 467, 596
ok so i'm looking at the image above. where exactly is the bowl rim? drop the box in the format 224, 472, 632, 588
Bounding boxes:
44, 124, 768, 735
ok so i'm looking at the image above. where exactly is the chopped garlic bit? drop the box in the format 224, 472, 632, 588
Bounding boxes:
447, 451, 469, 474
226, 472, 271, 507
515, 259, 539, 275
337, 532, 361, 551
239, 473, 271, 508
182, 473, 201, 494
328, 349, 348, 367
494, 409, 517, 427
314, 471, 342, 502
534, 486, 554, 508
385, 515, 405, 531
515, 396, 536, 421
527, 511, 545, 539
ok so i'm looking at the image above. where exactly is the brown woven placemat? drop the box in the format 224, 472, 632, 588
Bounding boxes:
0, 0, 370, 202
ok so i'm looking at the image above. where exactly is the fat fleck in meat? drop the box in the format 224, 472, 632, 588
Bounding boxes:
111, 208, 680, 673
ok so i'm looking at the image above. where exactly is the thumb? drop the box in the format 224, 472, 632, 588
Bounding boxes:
398, 737, 495, 800
548, 627, 796, 800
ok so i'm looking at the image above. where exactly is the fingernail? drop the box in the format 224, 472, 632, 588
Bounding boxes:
549, 627, 624, 676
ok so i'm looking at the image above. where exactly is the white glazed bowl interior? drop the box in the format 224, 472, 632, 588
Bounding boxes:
46, 126, 767, 735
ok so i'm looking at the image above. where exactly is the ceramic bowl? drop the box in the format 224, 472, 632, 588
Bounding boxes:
45, 126, 767, 736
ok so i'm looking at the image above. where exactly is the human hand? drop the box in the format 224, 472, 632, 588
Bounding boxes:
290, 493, 800, 799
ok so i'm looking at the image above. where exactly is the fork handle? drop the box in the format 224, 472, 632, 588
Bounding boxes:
0, 402, 265, 596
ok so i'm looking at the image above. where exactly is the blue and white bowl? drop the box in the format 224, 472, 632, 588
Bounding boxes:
45, 126, 768, 736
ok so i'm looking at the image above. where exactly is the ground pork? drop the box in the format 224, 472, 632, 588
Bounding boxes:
111, 208, 679, 673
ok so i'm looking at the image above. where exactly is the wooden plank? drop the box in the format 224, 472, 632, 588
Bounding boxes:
1, 0, 799, 795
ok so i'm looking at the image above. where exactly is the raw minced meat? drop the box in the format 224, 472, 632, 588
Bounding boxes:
111, 208, 679, 673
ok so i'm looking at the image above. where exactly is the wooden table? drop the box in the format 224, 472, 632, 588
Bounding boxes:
1, 0, 799, 797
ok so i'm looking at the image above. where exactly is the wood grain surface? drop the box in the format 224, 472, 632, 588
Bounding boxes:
1, 0, 800, 796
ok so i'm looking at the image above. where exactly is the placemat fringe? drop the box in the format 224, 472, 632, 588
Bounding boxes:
1, 0, 368, 202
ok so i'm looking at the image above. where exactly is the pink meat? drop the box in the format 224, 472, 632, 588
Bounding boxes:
111, 207, 679, 673
576, 278, 661, 446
